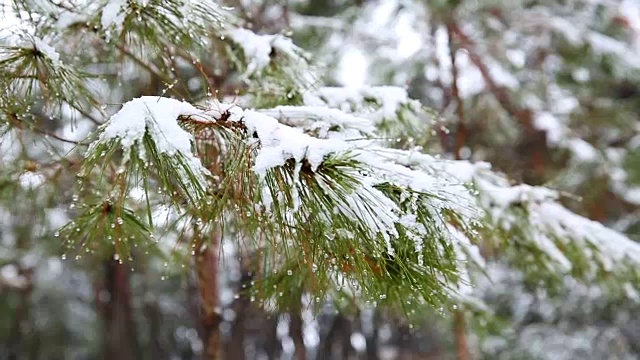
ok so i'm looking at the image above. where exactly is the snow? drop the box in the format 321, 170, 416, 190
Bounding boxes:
536, 9, 640, 69
199, 101, 485, 262
549, 85, 580, 114
620, 0, 640, 50
567, 138, 598, 162
360, 149, 480, 222
477, 263, 636, 359
506, 49, 526, 68
350, 332, 367, 352
32, 36, 62, 65
448, 225, 485, 269
301, 295, 320, 348
473, 175, 640, 274
533, 112, 566, 145
55, 12, 85, 29
206, 92, 640, 284
539, 202, 640, 270
95, 96, 211, 188
259, 106, 376, 139
240, 109, 350, 176
195, 102, 482, 263
6, 0, 640, 354
383, 146, 640, 276
303, 86, 424, 126
0, 264, 28, 289
227, 28, 273, 76
431, 25, 520, 98
548, 16, 583, 46
363, 86, 415, 119
588, 32, 640, 68
46, 207, 69, 230
100, 0, 127, 42
201, 102, 352, 177
102, 97, 192, 148
572, 67, 590, 82
337, 49, 369, 87
227, 28, 306, 77
19, 172, 46, 189
532, 94, 597, 165
475, 182, 556, 260
20, 0, 640, 311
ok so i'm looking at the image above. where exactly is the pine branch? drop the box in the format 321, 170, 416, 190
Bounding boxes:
446, 20, 532, 128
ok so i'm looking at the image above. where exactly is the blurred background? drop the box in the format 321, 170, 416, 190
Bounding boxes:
2, 0, 640, 359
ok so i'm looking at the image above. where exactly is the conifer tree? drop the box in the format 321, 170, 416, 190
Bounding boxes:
1, 0, 639, 358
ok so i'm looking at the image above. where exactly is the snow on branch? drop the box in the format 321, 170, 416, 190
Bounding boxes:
85, 94, 640, 307
387, 148, 640, 282
196, 97, 640, 282
85, 97, 485, 302
476, 174, 640, 274
259, 106, 377, 140
86, 96, 212, 202
303, 86, 432, 125
227, 28, 308, 77
522, 8, 640, 69
225, 28, 314, 96
92, 97, 358, 189
97, 0, 230, 43
97, 97, 207, 162
197, 101, 352, 176
0, 33, 98, 114
298, 86, 442, 148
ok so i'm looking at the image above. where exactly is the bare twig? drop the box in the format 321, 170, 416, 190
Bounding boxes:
446, 22, 467, 160
447, 20, 533, 128
7, 112, 90, 146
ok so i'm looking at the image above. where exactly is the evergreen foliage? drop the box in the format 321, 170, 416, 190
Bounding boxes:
1, 0, 640, 358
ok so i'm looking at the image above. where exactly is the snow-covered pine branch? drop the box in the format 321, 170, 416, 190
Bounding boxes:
74, 95, 483, 310
70, 93, 640, 314
3, 0, 640, 356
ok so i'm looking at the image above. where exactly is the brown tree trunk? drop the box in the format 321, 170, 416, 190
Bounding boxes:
195, 232, 222, 360
98, 259, 139, 360
447, 21, 467, 161
290, 294, 306, 360
454, 310, 469, 360
364, 310, 379, 360
6, 269, 33, 360
143, 298, 165, 360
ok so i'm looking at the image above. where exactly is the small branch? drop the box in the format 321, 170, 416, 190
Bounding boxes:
446, 22, 467, 160
114, 44, 186, 99
283, 0, 291, 28
447, 21, 532, 128
7, 112, 90, 146
31, 126, 89, 146
448, 20, 550, 182
115, 44, 166, 82
70, 103, 104, 126
178, 113, 247, 135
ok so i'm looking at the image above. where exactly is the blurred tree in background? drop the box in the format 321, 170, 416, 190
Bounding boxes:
1, 0, 640, 359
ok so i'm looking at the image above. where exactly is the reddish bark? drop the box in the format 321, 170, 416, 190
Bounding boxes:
195, 233, 222, 360
454, 310, 470, 360
97, 259, 139, 360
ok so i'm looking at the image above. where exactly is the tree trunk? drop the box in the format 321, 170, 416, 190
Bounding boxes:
364, 310, 379, 360
290, 300, 306, 360
98, 259, 139, 360
195, 232, 222, 360
454, 310, 469, 360
143, 298, 164, 360
6, 271, 32, 360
